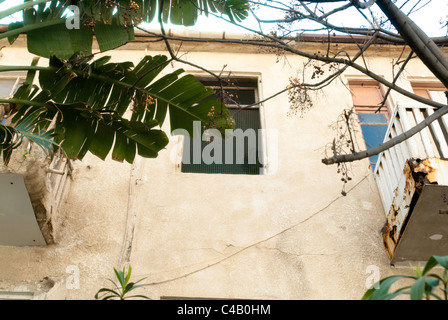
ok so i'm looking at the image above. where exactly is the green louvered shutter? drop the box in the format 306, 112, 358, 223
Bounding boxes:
181, 78, 262, 175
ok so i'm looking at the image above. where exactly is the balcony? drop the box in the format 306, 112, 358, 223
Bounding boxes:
374, 102, 448, 265
0, 143, 72, 246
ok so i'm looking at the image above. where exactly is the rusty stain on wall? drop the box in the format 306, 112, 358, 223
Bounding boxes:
381, 158, 448, 260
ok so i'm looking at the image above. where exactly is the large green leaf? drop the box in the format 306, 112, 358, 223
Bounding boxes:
6, 53, 234, 163
410, 276, 426, 300
161, 0, 250, 26
362, 275, 414, 300
94, 20, 134, 52
7, 21, 24, 44
3, 0, 250, 58
28, 25, 93, 60
22, 0, 93, 59
433, 256, 448, 269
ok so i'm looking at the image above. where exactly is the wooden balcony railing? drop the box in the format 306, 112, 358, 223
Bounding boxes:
373, 102, 448, 263
374, 102, 448, 215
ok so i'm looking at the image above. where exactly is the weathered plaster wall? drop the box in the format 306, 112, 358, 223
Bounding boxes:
0, 35, 445, 299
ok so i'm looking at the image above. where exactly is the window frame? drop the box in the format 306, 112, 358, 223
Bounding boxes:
411, 81, 448, 158
348, 79, 391, 117
348, 79, 392, 170
174, 73, 268, 175
411, 82, 447, 103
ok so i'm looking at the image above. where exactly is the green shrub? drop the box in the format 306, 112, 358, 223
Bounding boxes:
363, 255, 448, 300
95, 265, 150, 300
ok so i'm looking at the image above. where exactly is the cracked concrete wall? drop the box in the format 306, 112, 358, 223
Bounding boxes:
0, 37, 444, 300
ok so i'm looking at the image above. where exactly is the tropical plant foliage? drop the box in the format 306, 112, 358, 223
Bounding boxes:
0, 52, 234, 164
95, 265, 150, 300
3, 0, 250, 58
363, 255, 448, 300
0, 107, 57, 165
0, 0, 247, 164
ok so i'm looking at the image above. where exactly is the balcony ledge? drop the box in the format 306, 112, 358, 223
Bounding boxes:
0, 143, 72, 246
374, 102, 448, 264
382, 158, 448, 265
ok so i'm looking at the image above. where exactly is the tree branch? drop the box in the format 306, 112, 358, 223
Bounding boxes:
376, 0, 448, 88
322, 103, 448, 165
375, 49, 414, 113
138, 29, 446, 110
297, 1, 404, 43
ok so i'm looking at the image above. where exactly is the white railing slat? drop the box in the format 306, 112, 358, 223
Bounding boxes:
389, 123, 407, 171
412, 108, 436, 157
426, 107, 448, 158
397, 105, 419, 156
374, 102, 448, 217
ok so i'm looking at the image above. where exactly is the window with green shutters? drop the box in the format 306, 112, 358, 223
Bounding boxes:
181, 77, 263, 175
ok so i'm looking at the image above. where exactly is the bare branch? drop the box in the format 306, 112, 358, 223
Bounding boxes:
137, 27, 445, 110
136, 0, 448, 169
374, 49, 415, 113
376, 0, 448, 88
322, 103, 448, 165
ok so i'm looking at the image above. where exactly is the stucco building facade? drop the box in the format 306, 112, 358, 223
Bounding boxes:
0, 29, 447, 300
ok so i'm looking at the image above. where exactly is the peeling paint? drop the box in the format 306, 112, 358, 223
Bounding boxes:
381, 157, 448, 260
